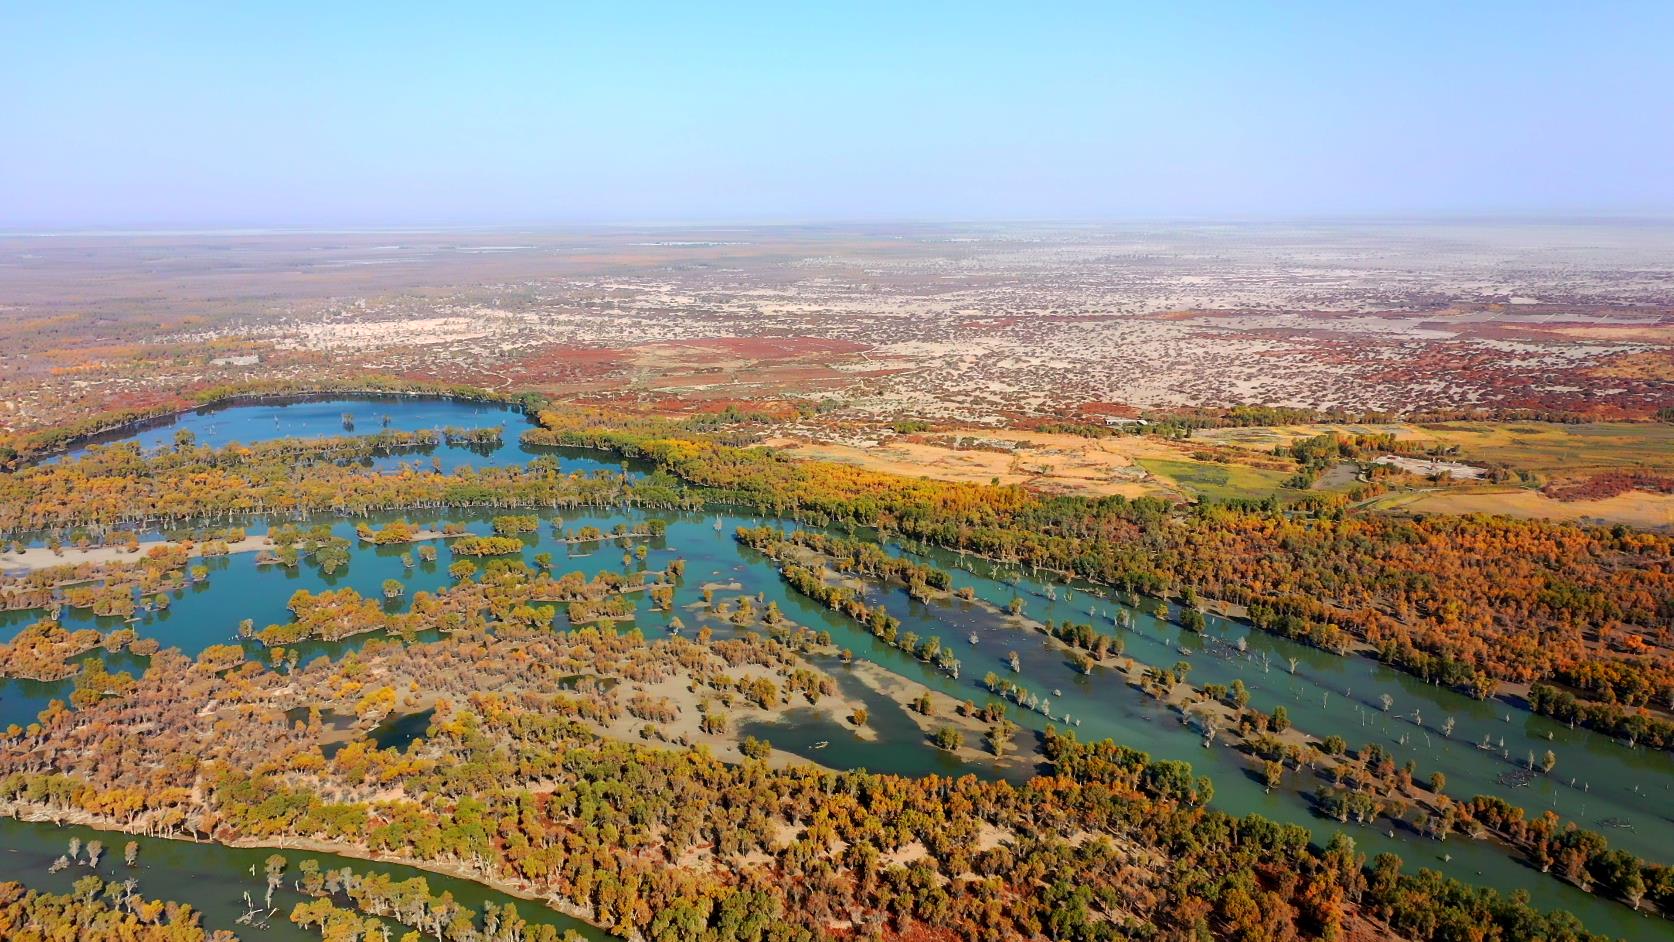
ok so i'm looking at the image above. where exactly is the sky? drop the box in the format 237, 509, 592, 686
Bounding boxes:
3, 2, 1672, 227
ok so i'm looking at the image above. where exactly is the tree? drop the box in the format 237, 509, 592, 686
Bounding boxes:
1230, 679, 1250, 709
1263, 760, 1284, 791
72, 874, 103, 902
1591, 849, 1645, 909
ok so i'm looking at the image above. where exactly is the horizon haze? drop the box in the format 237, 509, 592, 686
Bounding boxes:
4, 2, 1673, 227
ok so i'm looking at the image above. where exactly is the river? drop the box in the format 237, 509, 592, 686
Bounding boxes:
3, 395, 1669, 941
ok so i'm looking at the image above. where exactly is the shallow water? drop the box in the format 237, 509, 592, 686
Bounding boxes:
368, 707, 437, 752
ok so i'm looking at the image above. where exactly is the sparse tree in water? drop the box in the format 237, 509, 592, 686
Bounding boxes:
1263, 760, 1284, 791
264, 853, 286, 907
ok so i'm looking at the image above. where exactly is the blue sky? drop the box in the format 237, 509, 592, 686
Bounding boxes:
3, 2, 1671, 226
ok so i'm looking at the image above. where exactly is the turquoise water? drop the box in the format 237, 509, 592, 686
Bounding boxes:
5, 396, 1670, 941
0, 817, 611, 940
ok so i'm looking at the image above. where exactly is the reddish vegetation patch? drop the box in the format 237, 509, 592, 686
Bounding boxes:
512, 344, 627, 372
404, 344, 629, 390
1079, 400, 1143, 418
1542, 471, 1674, 502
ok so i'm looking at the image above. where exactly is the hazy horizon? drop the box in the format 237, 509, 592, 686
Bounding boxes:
5, 2, 1672, 228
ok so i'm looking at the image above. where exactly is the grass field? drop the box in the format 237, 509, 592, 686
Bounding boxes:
1136, 458, 1295, 503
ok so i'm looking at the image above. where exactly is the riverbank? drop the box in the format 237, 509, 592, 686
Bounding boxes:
0, 535, 271, 575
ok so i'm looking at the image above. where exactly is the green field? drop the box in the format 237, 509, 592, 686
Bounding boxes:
1137, 457, 1295, 502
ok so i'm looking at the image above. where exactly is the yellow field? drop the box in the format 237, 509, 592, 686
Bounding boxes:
1366, 487, 1674, 529
765, 430, 1194, 499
